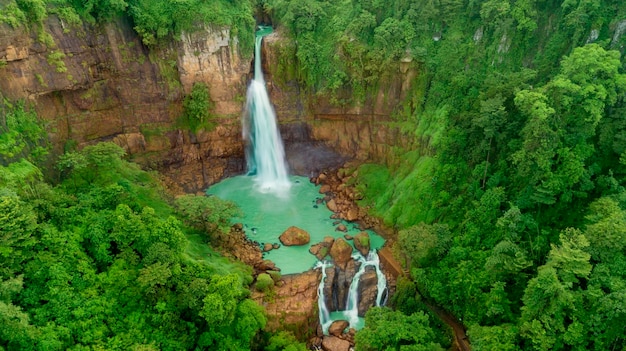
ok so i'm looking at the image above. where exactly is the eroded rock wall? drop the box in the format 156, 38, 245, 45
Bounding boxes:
0, 16, 248, 192
253, 269, 321, 339
263, 30, 415, 166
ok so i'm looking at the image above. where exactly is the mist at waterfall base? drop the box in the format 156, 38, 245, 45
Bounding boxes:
207, 26, 387, 333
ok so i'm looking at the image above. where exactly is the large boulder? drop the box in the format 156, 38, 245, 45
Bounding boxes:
353, 232, 371, 256
329, 238, 352, 270
326, 198, 338, 212
279, 226, 310, 246
328, 320, 349, 337
345, 206, 359, 221
334, 260, 359, 310
321, 336, 351, 351
357, 267, 379, 316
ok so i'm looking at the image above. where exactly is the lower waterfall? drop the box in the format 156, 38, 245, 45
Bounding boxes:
316, 250, 387, 334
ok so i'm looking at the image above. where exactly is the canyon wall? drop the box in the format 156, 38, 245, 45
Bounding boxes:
0, 16, 247, 192
1, 18, 415, 191
1, 17, 417, 339
263, 30, 416, 166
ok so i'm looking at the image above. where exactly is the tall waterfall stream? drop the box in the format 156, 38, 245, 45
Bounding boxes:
207, 26, 388, 334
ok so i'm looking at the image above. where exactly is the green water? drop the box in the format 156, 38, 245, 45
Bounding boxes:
207, 175, 385, 275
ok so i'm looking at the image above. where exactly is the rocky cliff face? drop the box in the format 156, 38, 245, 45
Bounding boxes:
253, 269, 321, 339
263, 30, 415, 165
0, 16, 248, 192
0, 19, 415, 191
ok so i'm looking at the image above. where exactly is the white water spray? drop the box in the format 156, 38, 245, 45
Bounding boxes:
316, 251, 387, 334
344, 251, 388, 327
243, 27, 290, 195
315, 261, 333, 334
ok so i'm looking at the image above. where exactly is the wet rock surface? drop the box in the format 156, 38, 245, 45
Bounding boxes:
279, 226, 311, 246
329, 238, 352, 270
353, 232, 371, 256
328, 320, 349, 337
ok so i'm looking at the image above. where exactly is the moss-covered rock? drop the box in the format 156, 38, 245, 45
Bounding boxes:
354, 232, 370, 256
256, 273, 274, 292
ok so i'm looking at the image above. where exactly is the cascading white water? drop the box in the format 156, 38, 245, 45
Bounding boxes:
243, 26, 290, 195
317, 250, 388, 334
314, 261, 333, 334
344, 251, 388, 328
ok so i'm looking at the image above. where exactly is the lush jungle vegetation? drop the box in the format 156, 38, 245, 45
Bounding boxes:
0, 100, 312, 350
261, 0, 626, 349
3, 0, 626, 349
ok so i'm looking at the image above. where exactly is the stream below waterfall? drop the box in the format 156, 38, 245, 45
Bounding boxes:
206, 25, 388, 334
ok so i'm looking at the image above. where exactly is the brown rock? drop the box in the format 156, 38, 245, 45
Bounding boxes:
272, 243, 281, 250
279, 226, 311, 246
252, 270, 321, 340
309, 242, 330, 260
345, 206, 359, 221
263, 243, 273, 252
323, 236, 335, 245
321, 336, 351, 351
256, 260, 278, 271
329, 238, 353, 270
353, 232, 371, 256
335, 224, 347, 232
357, 267, 380, 316
326, 199, 338, 212
333, 260, 360, 310
344, 234, 353, 240
318, 173, 327, 183
319, 184, 331, 194
328, 320, 349, 337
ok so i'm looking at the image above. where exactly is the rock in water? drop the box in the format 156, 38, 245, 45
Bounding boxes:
329, 238, 352, 270
279, 226, 311, 246
321, 336, 351, 351
326, 199, 338, 212
357, 266, 378, 316
328, 320, 349, 337
309, 242, 331, 260
353, 232, 370, 256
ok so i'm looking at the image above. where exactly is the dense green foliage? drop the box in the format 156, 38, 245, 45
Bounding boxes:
355, 307, 445, 351
0, 0, 255, 54
181, 82, 217, 132
267, 0, 626, 349
0, 102, 271, 350
4, 0, 626, 348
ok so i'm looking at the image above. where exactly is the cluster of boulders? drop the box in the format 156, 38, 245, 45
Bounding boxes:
222, 223, 282, 278
311, 320, 356, 351
308, 231, 370, 266
311, 166, 383, 231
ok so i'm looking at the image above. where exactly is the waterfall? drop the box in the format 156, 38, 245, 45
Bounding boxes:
343, 251, 387, 329
315, 261, 333, 334
318, 251, 387, 333
243, 26, 290, 195
344, 256, 366, 327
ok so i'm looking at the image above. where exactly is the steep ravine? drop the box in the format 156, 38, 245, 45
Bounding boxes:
1, 17, 419, 346
1, 18, 415, 192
